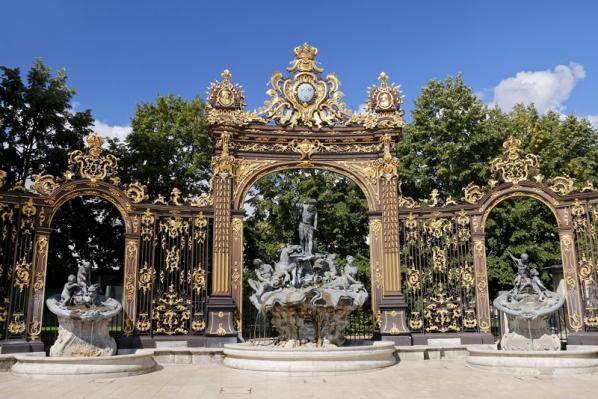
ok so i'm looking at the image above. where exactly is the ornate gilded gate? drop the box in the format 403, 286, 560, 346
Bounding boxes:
1, 44, 598, 351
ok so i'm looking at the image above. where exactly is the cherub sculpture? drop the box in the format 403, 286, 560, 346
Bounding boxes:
60, 274, 79, 305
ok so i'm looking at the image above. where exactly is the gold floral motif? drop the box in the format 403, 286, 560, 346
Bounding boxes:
160, 216, 188, 239
141, 209, 155, 241
153, 194, 168, 205
13, 257, 31, 292
463, 309, 478, 329
191, 266, 206, 294
165, 247, 180, 272
408, 311, 424, 330
432, 247, 447, 272
569, 312, 583, 332
125, 182, 147, 203
28, 320, 41, 339
31, 174, 59, 195
138, 262, 156, 293
490, 137, 539, 184
135, 313, 151, 332
190, 194, 212, 207
68, 133, 118, 182
191, 317, 206, 332
170, 187, 183, 206
584, 307, 598, 328
288, 139, 324, 160
406, 266, 421, 293
216, 323, 227, 336
231, 218, 243, 239
462, 183, 485, 204
8, 313, 26, 335
369, 219, 382, 239
152, 284, 190, 335
423, 284, 462, 333
0, 170, 6, 188
398, 196, 418, 208
549, 175, 575, 196
258, 43, 351, 128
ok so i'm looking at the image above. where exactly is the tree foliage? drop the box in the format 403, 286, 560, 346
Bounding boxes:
0, 59, 93, 184
46, 197, 125, 292
111, 95, 211, 198
398, 74, 510, 201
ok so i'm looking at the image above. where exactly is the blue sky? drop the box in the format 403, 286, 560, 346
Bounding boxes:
2, 0, 598, 139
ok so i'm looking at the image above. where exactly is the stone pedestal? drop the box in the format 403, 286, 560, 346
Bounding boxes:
50, 315, 117, 357
501, 314, 560, 351
46, 294, 121, 357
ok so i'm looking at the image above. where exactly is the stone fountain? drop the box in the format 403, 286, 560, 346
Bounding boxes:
46, 260, 122, 356
466, 251, 598, 375
10, 260, 156, 377
223, 200, 395, 373
493, 251, 564, 351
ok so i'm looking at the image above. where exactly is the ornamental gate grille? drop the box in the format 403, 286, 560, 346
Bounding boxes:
1, 44, 598, 349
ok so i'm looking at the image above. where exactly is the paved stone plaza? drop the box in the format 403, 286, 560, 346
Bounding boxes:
1, 360, 597, 399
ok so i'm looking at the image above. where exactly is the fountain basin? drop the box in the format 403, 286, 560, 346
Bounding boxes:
223, 341, 396, 374
46, 294, 121, 357
466, 348, 598, 375
10, 351, 156, 377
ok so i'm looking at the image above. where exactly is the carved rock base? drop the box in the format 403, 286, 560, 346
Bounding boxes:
501, 314, 560, 351
270, 303, 353, 346
50, 316, 117, 357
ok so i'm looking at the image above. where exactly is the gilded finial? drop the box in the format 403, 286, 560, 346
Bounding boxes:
378, 72, 388, 87
294, 43, 318, 60
221, 69, 231, 83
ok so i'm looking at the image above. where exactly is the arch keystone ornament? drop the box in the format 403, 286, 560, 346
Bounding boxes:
205, 43, 409, 344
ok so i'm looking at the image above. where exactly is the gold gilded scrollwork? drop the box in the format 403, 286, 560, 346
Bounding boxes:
138, 262, 156, 293
165, 247, 180, 272
125, 182, 147, 203
152, 284, 190, 335
288, 139, 324, 161
350, 72, 405, 129
68, 133, 118, 182
8, 313, 26, 335
170, 188, 183, 206
490, 137, 539, 184
13, 257, 31, 292
549, 175, 575, 196
141, 209, 155, 241
206, 69, 264, 127
0, 170, 6, 188
31, 174, 59, 195
258, 43, 351, 128
191, 266, 207, 294
462, 183, 485, 204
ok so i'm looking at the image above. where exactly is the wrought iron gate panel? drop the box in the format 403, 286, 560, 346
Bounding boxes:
136, 210, 211, 336
0, 198, 37, 340
400, 210, 478, 333
571, 199, 598, 331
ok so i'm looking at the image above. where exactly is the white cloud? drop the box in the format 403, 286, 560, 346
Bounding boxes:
585, 115, 598, 129
93, 120, 132, 142
490, 63, 586, 114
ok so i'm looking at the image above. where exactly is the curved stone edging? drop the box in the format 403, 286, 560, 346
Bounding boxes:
11, 352, 157, 377
223, 341, 396, 374
466, 348, 598, 375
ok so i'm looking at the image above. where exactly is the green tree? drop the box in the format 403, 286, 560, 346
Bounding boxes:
398, 74, 510, 201
0, 58, 93, 184
112, 95, 211, 198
